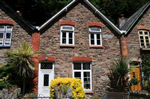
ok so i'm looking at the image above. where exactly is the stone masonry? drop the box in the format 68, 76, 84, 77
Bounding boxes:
40, 1, 120, 98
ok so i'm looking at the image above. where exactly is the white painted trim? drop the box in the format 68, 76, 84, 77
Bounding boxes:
89, 33, 102, 46
72, 62, 92, 91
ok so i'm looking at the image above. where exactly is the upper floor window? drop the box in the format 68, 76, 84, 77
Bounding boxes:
89, 27, 102, 46
60, 25, 74, 45
0, 25, 13, 47
138, 30, 150, 48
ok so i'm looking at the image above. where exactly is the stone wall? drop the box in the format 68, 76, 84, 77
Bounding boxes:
40, 1, 120, 98
127, 7, 150, 58
0, 3, 32, 65
0, 88, 21, 99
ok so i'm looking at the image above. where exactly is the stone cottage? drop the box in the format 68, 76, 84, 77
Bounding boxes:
0, 0, 150, 98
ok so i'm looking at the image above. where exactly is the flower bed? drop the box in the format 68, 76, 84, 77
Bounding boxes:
50, 77, 85, 99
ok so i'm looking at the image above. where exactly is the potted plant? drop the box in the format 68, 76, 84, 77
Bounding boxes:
129, 78, 140, 85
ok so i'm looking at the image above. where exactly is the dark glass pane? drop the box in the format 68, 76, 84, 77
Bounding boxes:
74, 72, 81, 78
84, 72, 90, 77
91, 34, 94, 39
0, 26, 4, 31
91, 40, 94, 45
140, 36, 143, 39
139, 32, 143, 34
6, 26, 12, 31
145, 37, 149, 40
69, 39, 73, 44
97, 34, 100, 39
41, 63, 53, 69
69, 33, 72, 38
62, 39, 66, 44
6, 33, 11, 39
145, 32, 148, 35
74, 63, 81, 70
83, 63, 90, 70
62, 32, 66, 38
0, 33, 3, 38
84, 84, 90, 89
141, 40, 144, 42
97, 40, 101, 45
44, 74, 49, 86
84, 78, 90, 83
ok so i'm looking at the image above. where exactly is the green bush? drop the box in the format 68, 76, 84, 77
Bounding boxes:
130, 78, 140, 85
145, 78, 150, 93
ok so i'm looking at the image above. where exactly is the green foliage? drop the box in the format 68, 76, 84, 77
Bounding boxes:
141, 54, 150, 80
144, 78, 150, 93
94, 95, 98, 99
129, 78, 140, 85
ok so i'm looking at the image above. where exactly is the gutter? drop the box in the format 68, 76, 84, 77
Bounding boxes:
0, 0, 35, 30
85, 0, 122, 35
37, 0, 76, 31
125, 2, 150, 35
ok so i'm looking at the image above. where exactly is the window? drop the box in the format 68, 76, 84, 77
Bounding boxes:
89, 27, 102, 46
0, 25, 13, 47
138, 30, 150, 48
73, 62, 92, 91
60, 25, 74, 45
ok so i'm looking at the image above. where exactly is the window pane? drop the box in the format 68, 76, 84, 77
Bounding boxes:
90, 27, 100, 31
133, 72, 135, 78
140, 36, 143, 39
6, 26, 12, 31
83, 63, 90, 70
139, 32, 143, 35
91, 34, 94, 39
0, 26, 4, 31
97, 40, 101, 45
6, 33, 11, 39
0, 33, 3, 39
62, 39, 66, 44
74, 63, 81, 70
63, 26, 73, 30
91, 40, 94, 45
69, 39, 73, 44
69, 32, 72, 38
84, 84, 90, 89
84, 72, 90, 77
74, 72, 81, 79
97, 34, 100, 39
145, 32, 148, 35
44, 74, 49, 86
62, 32, 66, 38
41, 63, 53, 69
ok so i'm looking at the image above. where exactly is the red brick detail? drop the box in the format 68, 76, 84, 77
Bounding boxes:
39, 56, 55, 61
90, 46, 103, 49
0, 20, 15, 25
137, 25, 150, 30
31, 32, 40, 93
72, 57, 92, 62
88, 22, 103, 27
120, 35, 128, 56
31, 32, 40, 51
60, 45, 75, 48
85, 91, 94, 94
60, 21, 75, 26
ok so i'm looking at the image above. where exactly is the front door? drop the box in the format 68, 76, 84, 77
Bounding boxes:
38, 62, 54, 97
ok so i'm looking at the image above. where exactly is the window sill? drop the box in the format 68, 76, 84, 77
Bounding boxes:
60, 45, 75, 48
140, 48, 150, 50
90, 46, 103, 49
85, 91, 94, 94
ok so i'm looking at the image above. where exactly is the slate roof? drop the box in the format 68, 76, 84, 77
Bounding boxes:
120, 1, 150, 34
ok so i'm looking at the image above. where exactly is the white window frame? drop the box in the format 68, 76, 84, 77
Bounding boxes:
72, 62, 92, 91
60, 25, 74, 45
0, 25, 13, 47
89, 27, 102, 46
138, 30, 150, 48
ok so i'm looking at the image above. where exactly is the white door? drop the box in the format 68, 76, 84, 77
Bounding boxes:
38, 62, 54, 97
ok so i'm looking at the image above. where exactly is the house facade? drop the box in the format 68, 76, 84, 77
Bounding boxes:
0, 0, 150, 98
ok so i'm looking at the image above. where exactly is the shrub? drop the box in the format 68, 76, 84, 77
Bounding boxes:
50, 77, 85, 99
129, 78, 140, 85
144, 78, 150, 93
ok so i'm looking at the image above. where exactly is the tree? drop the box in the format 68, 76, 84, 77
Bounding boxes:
6, 41, 39, 95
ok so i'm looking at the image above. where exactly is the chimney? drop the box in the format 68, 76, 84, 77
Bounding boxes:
118, 14, 126, 28
16, 10, 22, 16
